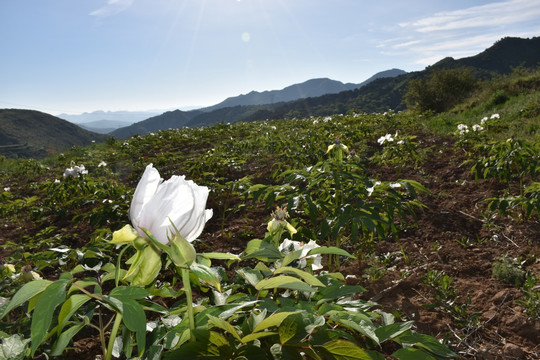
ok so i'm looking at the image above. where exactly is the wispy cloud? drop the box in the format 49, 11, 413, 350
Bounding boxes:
381, 0, 540, 67
90, 0, 135, 17
400, 0, 540, 33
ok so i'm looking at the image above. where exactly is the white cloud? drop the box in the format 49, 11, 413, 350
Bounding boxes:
90, 0, 135, 17
400, 0, 540, 33
380, 0, 540, 67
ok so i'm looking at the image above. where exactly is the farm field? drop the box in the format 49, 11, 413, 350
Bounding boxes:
0, 69, 539, 359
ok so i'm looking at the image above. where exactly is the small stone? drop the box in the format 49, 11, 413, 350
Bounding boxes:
502, 343, 525, 358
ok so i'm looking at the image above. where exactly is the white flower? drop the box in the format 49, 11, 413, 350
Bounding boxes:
457, 124, 469, 135
98, 161, 107, 167
63, 164, 88, 177
278, 239, 323, 271
270, 126, 277, 130
377, 134, 394, 145
472, 124, 484, 132
366, 181, 381, 196
490, 113, 500, 119
480, 116, 488, 125
129, 164, 213, 245
323, 116, 332, 122
389, 182, 402, 189
3, 187, 9, 192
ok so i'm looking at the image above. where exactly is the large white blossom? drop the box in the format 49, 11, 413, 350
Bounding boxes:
377, 133, 394, 145
129, 164, 213, 245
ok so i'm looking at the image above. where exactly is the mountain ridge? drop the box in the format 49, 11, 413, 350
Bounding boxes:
0, 109, 108, 158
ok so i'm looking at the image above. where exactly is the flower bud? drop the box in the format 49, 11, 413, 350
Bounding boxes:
111, 224, 139, 245
170, 234, 197, 268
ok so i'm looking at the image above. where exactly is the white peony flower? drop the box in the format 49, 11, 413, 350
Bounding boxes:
63, 164, 88, 177
366, 181, 381, 196
472, 124, 484, 132
377, 133, 394, 145
129, 164, 213, 245
490, 113, 500, 119
278, 239, 323, 271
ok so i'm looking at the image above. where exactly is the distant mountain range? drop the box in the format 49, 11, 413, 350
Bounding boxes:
111, 69, 406, 138
200, 69, 406, 112
2, 36, 540, 157
0, 109, 108, 158
112, 36, 540, 138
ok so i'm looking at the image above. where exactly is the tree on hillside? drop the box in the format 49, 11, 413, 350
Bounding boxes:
405, 68, 478, 113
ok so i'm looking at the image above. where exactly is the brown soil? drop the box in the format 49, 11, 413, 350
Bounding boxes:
3, 134, 539, 359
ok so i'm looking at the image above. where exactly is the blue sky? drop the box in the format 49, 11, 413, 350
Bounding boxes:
1, 0, 539, 115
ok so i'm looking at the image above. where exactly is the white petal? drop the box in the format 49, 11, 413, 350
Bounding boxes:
130, 164, 163, 237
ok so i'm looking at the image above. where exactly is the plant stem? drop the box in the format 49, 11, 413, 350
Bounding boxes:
105, 312, 123, 360
181, 267, 196, 342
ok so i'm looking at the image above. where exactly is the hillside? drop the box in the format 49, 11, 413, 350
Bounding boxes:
200, 69, 406, 112
112, 69, 406, 138
111, 37, 540, 138
0, 67, 538, 359
0, 109, 109, 158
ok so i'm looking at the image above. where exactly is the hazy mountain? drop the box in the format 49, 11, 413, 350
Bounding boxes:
111, 109, 203, 139
58, 110, 164, 125
0, 109, 109, 158
78, 120, 135, 134
112, 69, 406, 138
201, 69, 406, 112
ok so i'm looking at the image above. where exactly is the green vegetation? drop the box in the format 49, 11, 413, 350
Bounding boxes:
0, 58, 539, 359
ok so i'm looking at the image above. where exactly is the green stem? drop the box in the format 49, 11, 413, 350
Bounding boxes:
105, 312, 123, 360
181, 268, 196, 342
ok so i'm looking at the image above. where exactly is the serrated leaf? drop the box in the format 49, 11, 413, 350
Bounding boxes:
0, 280, 52, 320
321, 339, 372, 360
273, 267, 325, 287
255, 275, 315, 292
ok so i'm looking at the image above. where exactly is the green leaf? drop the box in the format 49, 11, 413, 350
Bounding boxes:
200, 252, 241, 261
255, 275, 315, 292
190, 263, 221, 291
374, 321, 414, 343
308, 246, 355, 258
281, 249, 303, 267
206, 314, 242, 341
30, 278, 71, 355
317, 283, 366, 303
392, 348, 437, 360
51, 322, 87, 356
320, 339, 372, 360
109, 286, 149, 300
57, 294, 92, 335
253, 311, 300, 333
0, 280, 52, 320
116, 297, 147, 356
278, 313, 303, 344
274, 266, 325, 287
237, 268, 263, 287
396, 331, 457, 358
240, 331, 278, 343
0, 334, 30, 360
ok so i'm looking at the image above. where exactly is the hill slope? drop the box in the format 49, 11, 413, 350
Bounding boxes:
201, 69, 406, 112
0, 109, 108, 158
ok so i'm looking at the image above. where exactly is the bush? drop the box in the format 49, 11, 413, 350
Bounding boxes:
405, 68, 478, 113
